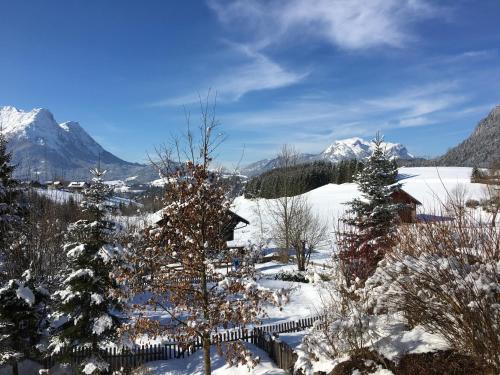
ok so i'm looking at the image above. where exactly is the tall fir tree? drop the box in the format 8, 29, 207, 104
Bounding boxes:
340, 134, 401, 283
50, 168, 124, 374
0, 130, 25, 280
0, 269, 49, 375
0, 130, 49, 375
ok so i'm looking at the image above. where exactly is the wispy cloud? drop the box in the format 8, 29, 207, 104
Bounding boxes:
151, 0, 439, 107
364, 82, 467, 117
208, 0, 440, 50
218, 80, 469, 157
148, 44, 307, 107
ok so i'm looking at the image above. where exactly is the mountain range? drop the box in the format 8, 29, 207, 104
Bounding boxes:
241, 137, 414, 177
0, 106, 157, 182
2, 104, 498, 182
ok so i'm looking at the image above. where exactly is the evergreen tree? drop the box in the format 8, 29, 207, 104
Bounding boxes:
0, 131, 24, 280
340, 134, 401, 283
50, 168, 124, 374
471, 166, 483, 183
0, 269, 49, 375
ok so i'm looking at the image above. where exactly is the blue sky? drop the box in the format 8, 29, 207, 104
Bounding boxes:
1, 0, 499, 167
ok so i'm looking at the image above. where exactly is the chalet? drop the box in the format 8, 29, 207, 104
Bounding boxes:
153, 209, 249, 243
47, 180, 64, 190
67, 181, 88, 192
389, 188, 421, 223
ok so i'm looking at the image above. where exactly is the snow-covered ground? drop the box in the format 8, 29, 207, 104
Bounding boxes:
231, 167, 488, 253
139, 345, 285, 375
23, 167, 490, 375
33, 188, 141, 208
138, 167, 491, 339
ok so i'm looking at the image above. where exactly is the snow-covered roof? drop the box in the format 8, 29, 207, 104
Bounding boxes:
68, 181, 86, 188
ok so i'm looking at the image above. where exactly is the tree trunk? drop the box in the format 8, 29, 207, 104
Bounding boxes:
297, 241, 306, 271
203, 335, 211, 375
12, 362, 19, 375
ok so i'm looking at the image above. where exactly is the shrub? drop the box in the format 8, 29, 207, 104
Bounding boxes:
465, 198, 480, 208
365, 212, 500, 370
299, 268, 378, 364
274, 270, 309, 283
396, 350, 494, 375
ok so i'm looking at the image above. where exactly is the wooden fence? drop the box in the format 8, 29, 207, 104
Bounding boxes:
252, 331, 297, 372
42, 315, 323, 373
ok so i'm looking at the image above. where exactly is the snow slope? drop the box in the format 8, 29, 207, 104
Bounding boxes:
231, 167, 487, 250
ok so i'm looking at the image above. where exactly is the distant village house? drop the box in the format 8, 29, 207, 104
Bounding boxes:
67, 181, 88, 192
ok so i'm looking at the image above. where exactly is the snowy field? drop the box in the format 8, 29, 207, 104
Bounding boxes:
231, 167, 488, 252
135, 167, 490, 333
34, 188, 140, 208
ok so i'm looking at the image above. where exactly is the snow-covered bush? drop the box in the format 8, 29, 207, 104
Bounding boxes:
363, 213, 500, 370
298, 267, 379, 373
274, 270, 309, 283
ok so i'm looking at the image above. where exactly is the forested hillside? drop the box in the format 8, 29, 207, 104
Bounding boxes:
244, 159, 365, 198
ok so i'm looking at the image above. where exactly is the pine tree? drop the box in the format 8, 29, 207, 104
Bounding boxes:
471, 166, 483, 183
340, 134, 401, 283
0, 269, 49, 375
0, 131, 25, 281
50, 168, 124, 374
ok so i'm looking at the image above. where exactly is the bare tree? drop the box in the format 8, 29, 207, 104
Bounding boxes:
481, 161, 500, 227
251, 197, 269, 252
289, 198, 329, 271
266, 145, 300, 262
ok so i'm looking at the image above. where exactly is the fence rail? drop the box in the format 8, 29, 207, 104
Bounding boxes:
41, 315, 323, 373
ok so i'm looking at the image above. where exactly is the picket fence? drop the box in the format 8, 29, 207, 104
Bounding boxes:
43, 315, 323, 373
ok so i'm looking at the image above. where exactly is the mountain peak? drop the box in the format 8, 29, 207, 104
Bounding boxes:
241, 137, 414, 177
0, 106, 155, 181
321, 137, 413, 163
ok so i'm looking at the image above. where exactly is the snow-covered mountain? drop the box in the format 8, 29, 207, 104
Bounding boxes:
320, 137, 413, 163
0, 106, 156, 181
241, 137, 414, 177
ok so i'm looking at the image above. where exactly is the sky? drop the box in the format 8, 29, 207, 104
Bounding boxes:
1, 0, 500, 167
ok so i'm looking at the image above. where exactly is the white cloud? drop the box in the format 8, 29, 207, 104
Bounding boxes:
208, 0, 439, 50
364, 82, 467, 117
149, 44, 306, 107
217, 80, 467, 157
213, 46, 308, 101
398, 116, 434, 127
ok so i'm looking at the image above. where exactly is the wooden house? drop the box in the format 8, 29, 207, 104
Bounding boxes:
389, 188, 421, 223
153, 210, 249, 243
67, 181, 88, 192
47, 180, 64, 190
